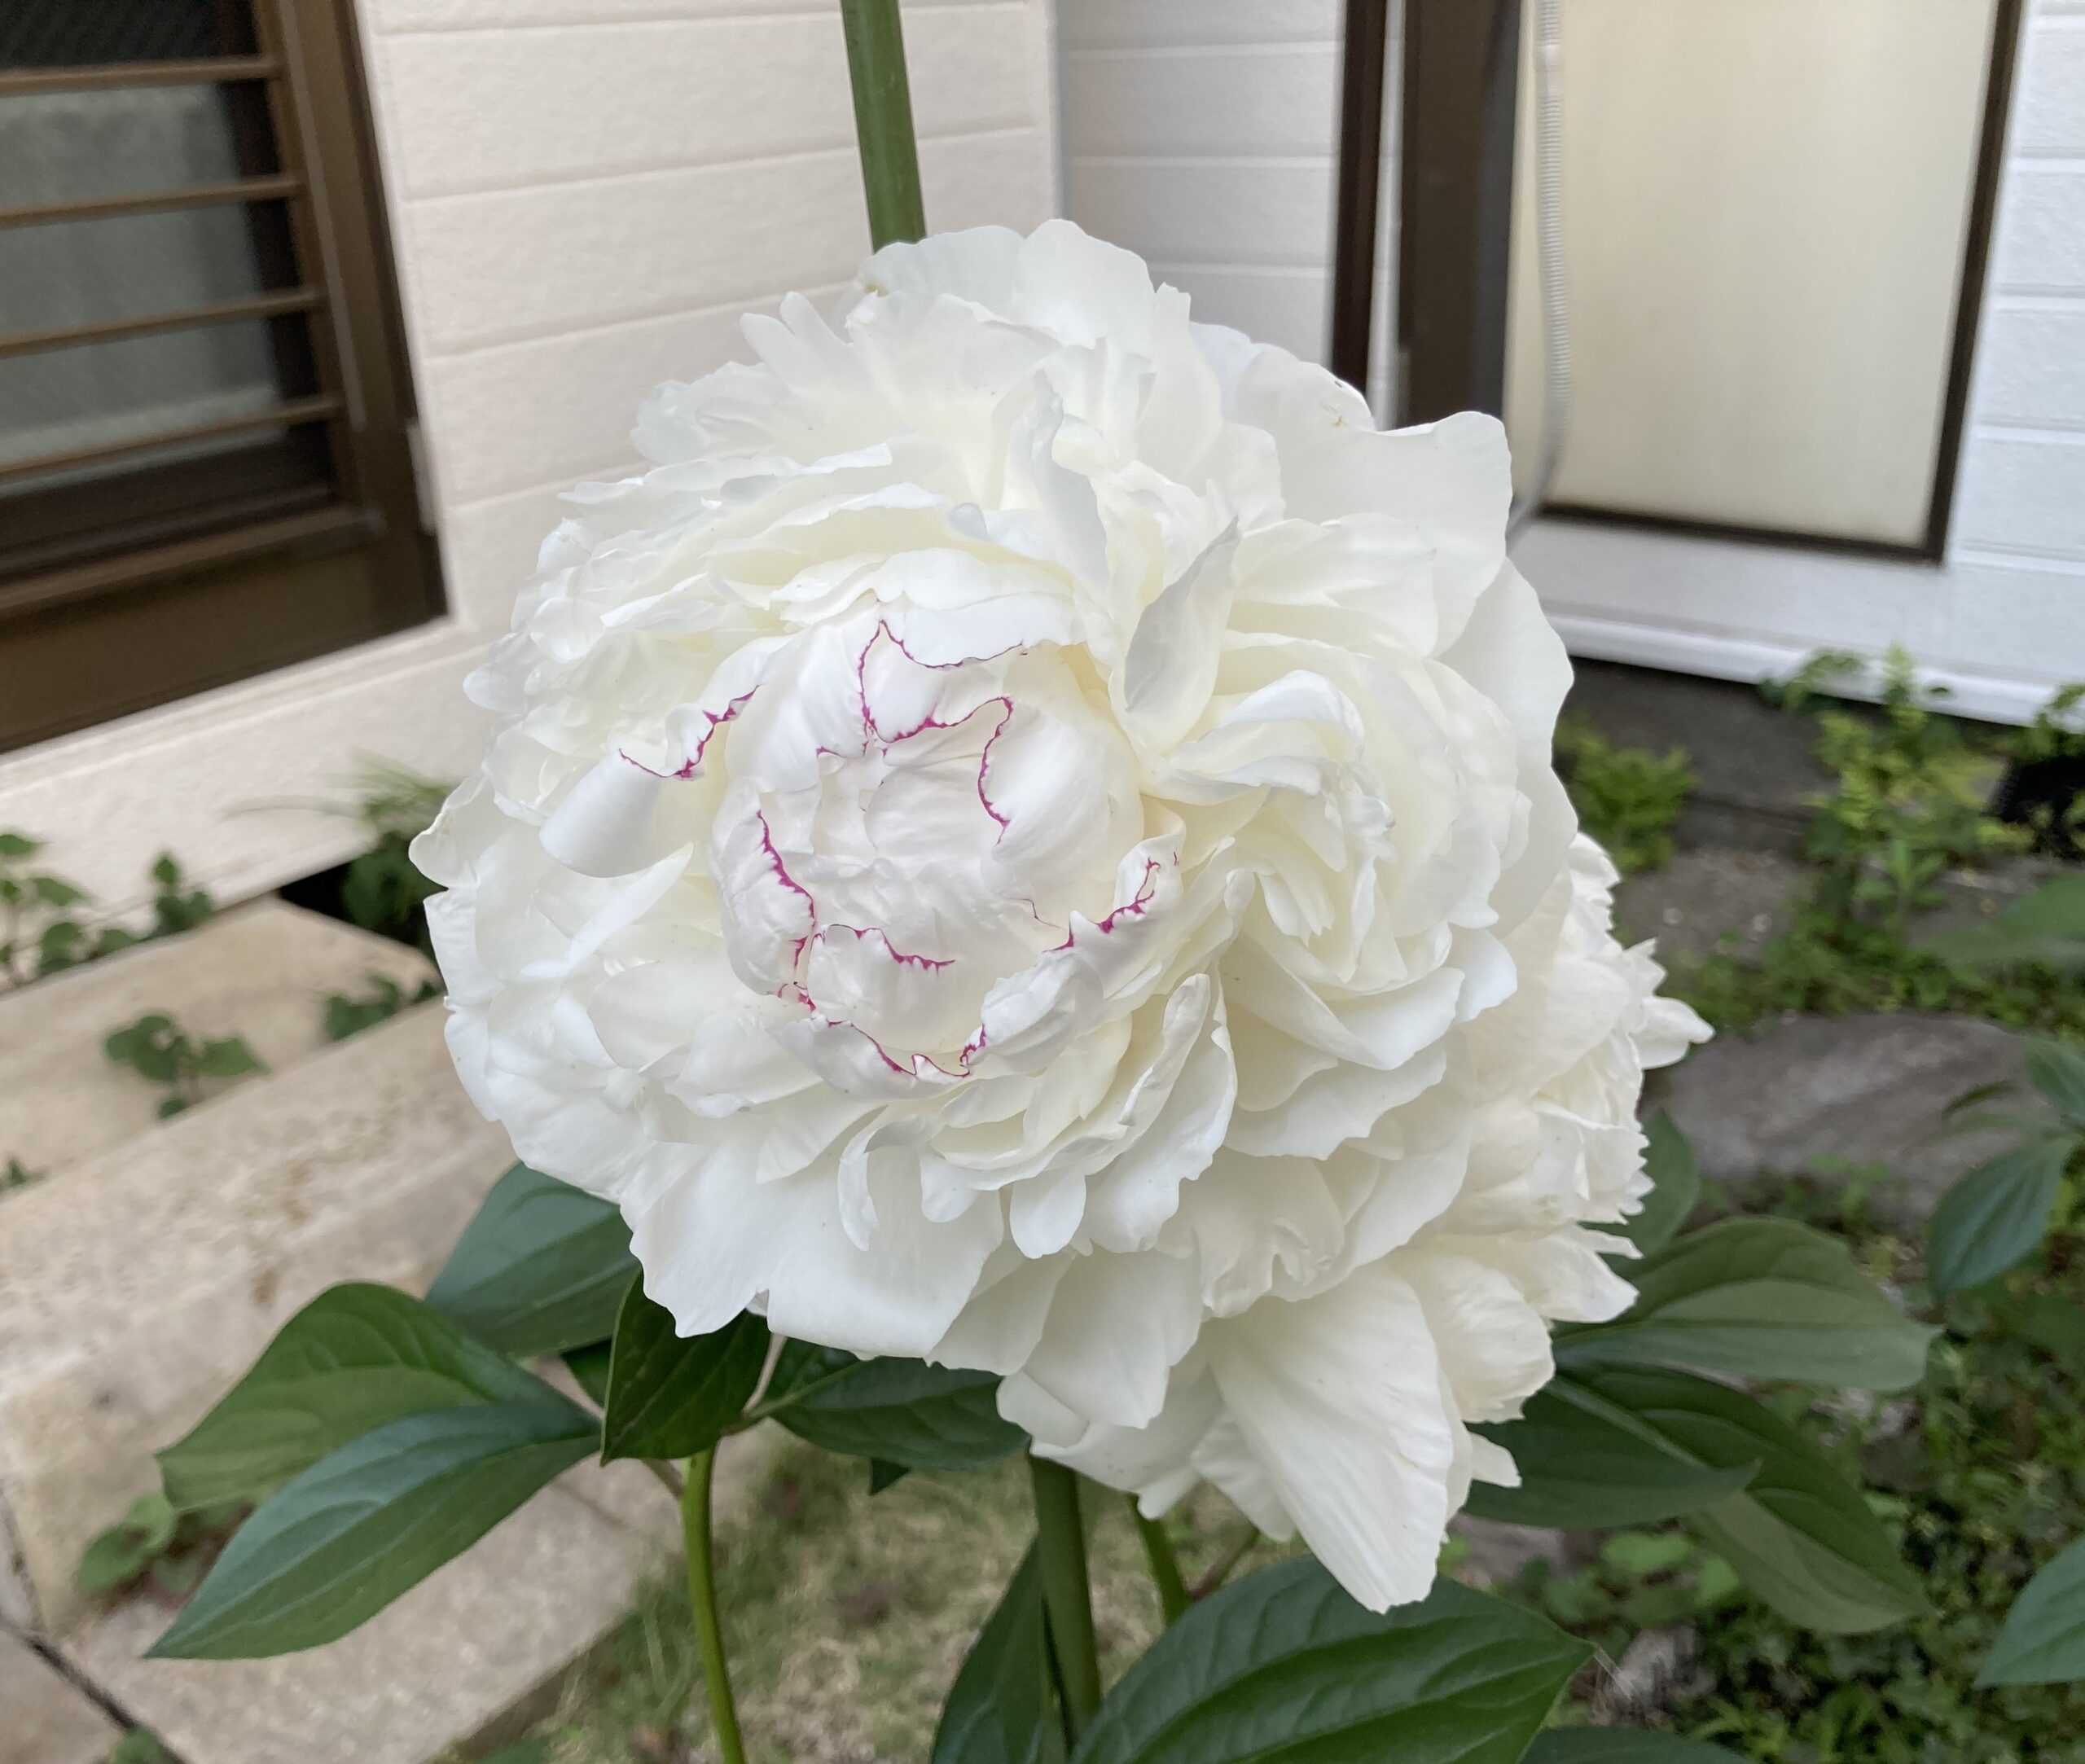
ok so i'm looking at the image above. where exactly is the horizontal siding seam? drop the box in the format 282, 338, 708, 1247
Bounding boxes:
377, 0, 1012, 35
1061, 41, 1337, 59
1069, 152, 1332, 170
422, 278, 854, 363
406, 120, 1039, 204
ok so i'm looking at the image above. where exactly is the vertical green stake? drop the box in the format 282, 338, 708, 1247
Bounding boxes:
841, 0, 928, 248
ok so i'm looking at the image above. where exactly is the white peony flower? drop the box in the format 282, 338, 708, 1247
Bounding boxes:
415, 220, 1709, 1612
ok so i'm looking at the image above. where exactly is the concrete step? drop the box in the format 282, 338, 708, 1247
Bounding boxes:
0, 898, 434, 1188
0, 1005, 511, 1637
2, 1630, 121, 1764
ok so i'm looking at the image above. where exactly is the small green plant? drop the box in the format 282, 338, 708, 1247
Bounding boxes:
3, 1154, 39, 1191
108, 1731, 178, 1764
79, 1491, 242, 1601
309, 758, 450, 952
323, 972, 438, 1042
104, 1013, 266, 1118
0, 836, 215, 987
1555, 719, 1696, 875
1678, 658, 2085, 1037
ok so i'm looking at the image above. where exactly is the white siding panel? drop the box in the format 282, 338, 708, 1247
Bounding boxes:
404, 125, 1042, 353
1974, 300, 2085, 429
1059, 1, 1341, 50
2014, 15, 2085, 156
1992, 165, 2085, 292
371, 0, 993, 28
1150, 265, 1330, 359
1067, 161, 1332, 268
1064, 46, 1337, 157
1953, 434, 2085, 560
380, 7, 1039, 198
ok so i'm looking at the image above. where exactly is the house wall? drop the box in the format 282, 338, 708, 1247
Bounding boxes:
1056, 0, 1344, 366
0, 0, 1058, 915
1519, 0, 2085, 723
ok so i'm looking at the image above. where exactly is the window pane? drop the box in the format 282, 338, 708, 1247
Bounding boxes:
0, 0, 251, 68
0, 82, 275, 208
0, 322, 288, 488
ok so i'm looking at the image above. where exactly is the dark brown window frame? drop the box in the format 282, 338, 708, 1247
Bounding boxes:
0, 0, 442, 753
1376, 0, 2025, 564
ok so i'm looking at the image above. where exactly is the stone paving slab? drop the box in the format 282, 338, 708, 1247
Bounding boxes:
0, 1007, 511, 1635
0, 899, 433, 1187
1, 1629, 123, 1764
1653, 1011, 2025, 1215
64, 1479, 666, 1764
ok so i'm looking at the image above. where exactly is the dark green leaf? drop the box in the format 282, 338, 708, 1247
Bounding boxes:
599, 1284, 767, 1463
759, 1338, 858, 1411
0, 831, 38, 858
933, 1544, 1063, 1764
870, 1459, 910, 1494
1524, 1731, 1748, 1762
150, 1400, 595, 1659
1070, 1559, 1587, 1764
1997, 1292, 2085, 1361
2026, 1038, 2085, 1126
1979, 1534, 2085, 1686
1566, 1365, 1927, 1634
1928, 1139, 2074, 1297
427, 1161, 638, 1358
31, 873, 84, 906
158, 1283, 573, 1510
1619, 1111, 1701, 1253
1560, 1216, 1934, 1390
774, 1358, 1025, 1470
1466, 1380, 1758, 1529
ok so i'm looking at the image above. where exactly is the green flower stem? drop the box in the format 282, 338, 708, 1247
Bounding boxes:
1030, 1455, 1103, 1736
840, 0, 927, 248
682, 1448, 748, 1764
1130, 1498, 1191, 1626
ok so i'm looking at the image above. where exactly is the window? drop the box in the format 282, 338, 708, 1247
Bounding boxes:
0, 0, 441, 753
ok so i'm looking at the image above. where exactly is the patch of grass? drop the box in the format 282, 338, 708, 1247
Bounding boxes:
1556, 718, 1695, 877
533, 1443, 1275, 1764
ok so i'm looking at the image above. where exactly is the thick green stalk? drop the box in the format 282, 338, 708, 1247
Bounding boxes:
840, 0, 927, 248
683, 1448, 748, 1764
1130, 1499, 1191, 1626
1029, 1456, 1103, 1736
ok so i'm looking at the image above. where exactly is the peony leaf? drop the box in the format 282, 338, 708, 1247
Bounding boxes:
1928, 1138, 2074, 1297
771, 1357, 1025, 1470
2026, 1038, 2085, 1127
158, 1283, 576, 1511
1567, 1365, 1927, 1634
1523, 1731, 1749, 1762
1559, 1216, 1935, 1391
427, 1161, 638, 1358
599, 1281, 769, 1463
1069, 1558, 1586, 1764
1977, 1534, 2085, 1686
1617, 1110, 1701, 1253
933, 1543, 1063, 1764
1465, 1377, 1758, 1529
149, 1401, 596, 1659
